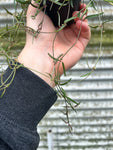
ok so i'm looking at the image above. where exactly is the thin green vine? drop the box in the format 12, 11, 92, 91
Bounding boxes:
0, 0, 113, 132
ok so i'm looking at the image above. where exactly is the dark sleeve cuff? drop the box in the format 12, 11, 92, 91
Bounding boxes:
0, 63, 57, 130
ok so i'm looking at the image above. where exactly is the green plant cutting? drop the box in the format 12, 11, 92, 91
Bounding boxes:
0, 0, 113, 131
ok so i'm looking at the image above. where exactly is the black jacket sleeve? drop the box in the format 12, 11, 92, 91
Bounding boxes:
0, 64, 57, 150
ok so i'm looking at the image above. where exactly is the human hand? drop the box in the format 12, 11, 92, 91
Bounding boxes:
18, 1, 91, 87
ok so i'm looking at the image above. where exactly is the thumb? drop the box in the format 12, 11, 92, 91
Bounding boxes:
26, 1, 45, 31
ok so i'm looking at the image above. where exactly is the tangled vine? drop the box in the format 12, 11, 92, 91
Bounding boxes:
0, 0, 113, 131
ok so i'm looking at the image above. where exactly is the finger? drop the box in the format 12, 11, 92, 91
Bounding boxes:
26, 1, 46, 31
31, 0, 38, 6
80, 3, 86, 10
80, 3, 87, 13
76, 20, 91, 40
72, 11, 88, 22
27, 0, 38, 17
72, 11, 80, 22
80, 3, 88, 17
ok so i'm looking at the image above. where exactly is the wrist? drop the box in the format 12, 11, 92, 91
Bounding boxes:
18, 48, 56, 88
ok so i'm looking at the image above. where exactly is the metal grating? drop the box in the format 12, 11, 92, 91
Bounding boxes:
38, 51, 113, 150
0, 0, 113, 150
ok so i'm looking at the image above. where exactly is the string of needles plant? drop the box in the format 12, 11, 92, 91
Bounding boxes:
0, 0, 113, 132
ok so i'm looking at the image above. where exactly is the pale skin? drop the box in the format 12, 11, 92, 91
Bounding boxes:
18, 0, 91, 87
